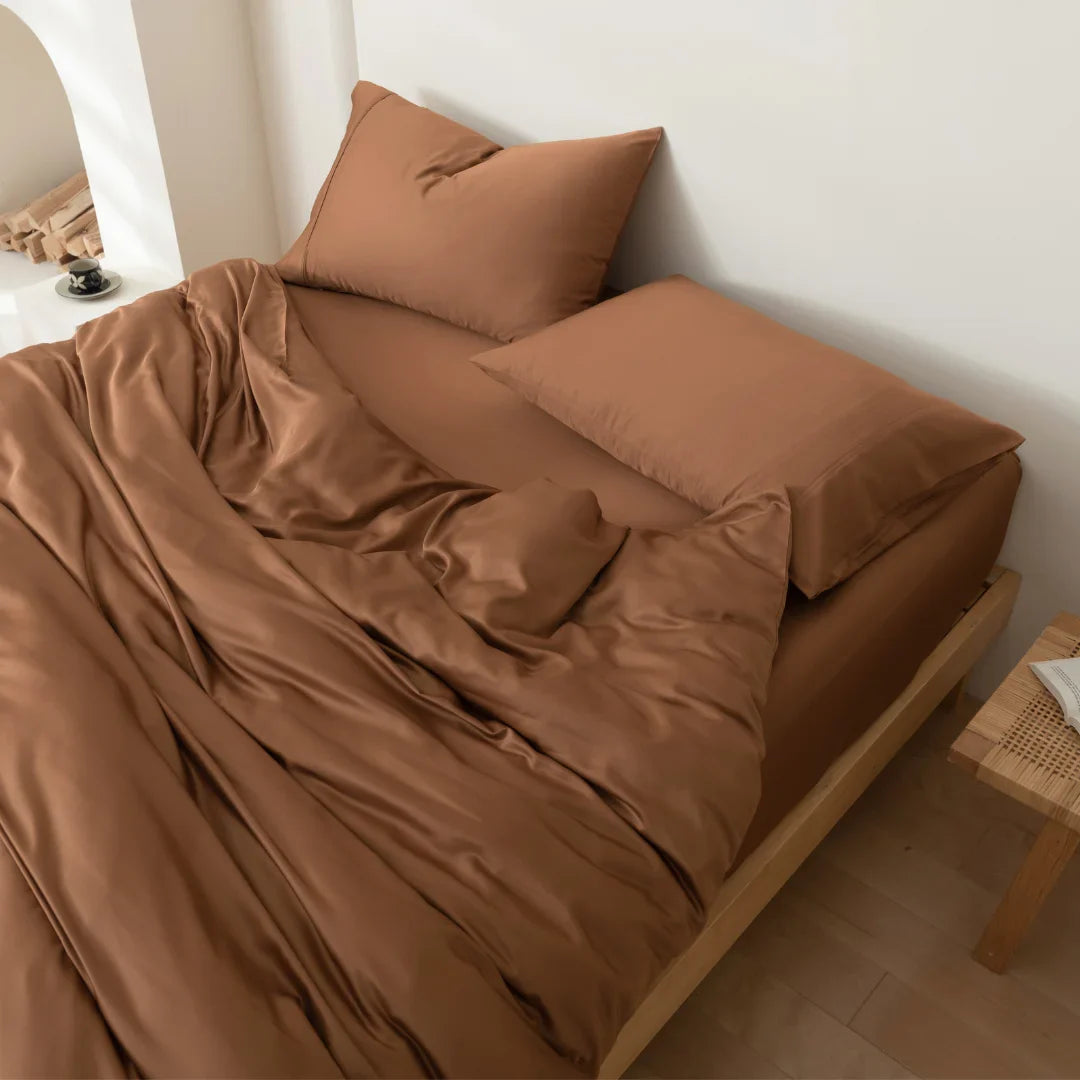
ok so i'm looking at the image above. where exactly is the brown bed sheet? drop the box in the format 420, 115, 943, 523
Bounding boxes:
285, 284, 1021, 861
0, 261, 792, 1077
742, 451, 1019, 858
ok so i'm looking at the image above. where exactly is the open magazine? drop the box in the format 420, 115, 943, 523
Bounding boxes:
1030, 658, 1080, 735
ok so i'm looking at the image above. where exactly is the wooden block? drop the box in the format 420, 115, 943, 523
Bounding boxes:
56, 207, 95, 243
41, 232, 65, 261
41, 232, 79, 267
39, 240, 76, 267
973, 818, 1079, 972
23, 233, 47, 263
2, 207, 33, 238
83, 225, 103, 258
65, 234, 89, 258
48, 187, 93, 234
25, 170, 88, 231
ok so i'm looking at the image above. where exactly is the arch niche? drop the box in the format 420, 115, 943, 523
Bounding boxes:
0, 0, 182, 278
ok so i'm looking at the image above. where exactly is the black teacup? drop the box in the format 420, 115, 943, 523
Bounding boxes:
68, 258, 105, 295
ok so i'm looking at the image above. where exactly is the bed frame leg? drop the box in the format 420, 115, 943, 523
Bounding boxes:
941, 671, 971, 717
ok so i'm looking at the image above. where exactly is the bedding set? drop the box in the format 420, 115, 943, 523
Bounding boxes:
0, 82, 1022, 1077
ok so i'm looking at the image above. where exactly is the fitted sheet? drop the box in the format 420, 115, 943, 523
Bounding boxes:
285, 284, 1021, 857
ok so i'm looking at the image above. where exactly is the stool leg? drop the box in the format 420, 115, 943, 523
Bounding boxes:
974, 818, 1079, 972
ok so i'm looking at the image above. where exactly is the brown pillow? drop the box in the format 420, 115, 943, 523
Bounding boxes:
277, 81, 661, 342
472, 275, 1023, 597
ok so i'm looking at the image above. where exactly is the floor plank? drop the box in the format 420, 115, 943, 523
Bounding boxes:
625, 997, 790, 1080
816, 811, 1000, 949
1009, 851, 1080, 1017
791, 861, 1080, 1078
682, 950, 911, 1079
629, 696, 1080, 1079
850, 974, 1047, 1079
728, 893, 885, 1023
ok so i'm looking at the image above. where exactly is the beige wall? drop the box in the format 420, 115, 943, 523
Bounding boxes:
0, 6, 83, 211
133, 0, 279, 270
247, 0, 357, 252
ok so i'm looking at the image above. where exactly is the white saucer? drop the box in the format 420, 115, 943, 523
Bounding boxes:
55, 272, 123, 301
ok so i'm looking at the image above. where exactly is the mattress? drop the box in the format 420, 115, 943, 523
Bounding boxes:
285, 283, 1020, 860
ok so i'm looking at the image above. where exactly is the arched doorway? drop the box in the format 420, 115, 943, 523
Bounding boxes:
0, 8, 82, 218
0, 5, 84, 293
0, 0, 185, 351
0, 1, 282, 352
0, 0, 182, 279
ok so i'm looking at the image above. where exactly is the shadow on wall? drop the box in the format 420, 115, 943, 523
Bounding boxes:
416, 87, 531, 153
608, 137, 720, 288
416, 88, 720, 290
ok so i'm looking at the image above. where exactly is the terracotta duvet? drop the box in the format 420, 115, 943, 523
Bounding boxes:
0, 260, 790, 1078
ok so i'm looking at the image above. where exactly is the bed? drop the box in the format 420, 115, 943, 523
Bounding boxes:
287, 281, 1022, 1074
0, 79, 1024, 1079
285, 282, 1021, 864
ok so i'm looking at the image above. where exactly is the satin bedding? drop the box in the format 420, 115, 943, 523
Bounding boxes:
0, 259, 792, 1077
280, 284, 1022, 867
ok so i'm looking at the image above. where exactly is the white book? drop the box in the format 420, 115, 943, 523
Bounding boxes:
1030, 657, 1080, 735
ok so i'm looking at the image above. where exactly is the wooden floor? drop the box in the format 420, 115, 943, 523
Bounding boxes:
627, 696, 1080, 1079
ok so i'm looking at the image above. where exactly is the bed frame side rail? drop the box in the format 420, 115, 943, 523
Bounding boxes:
599, 566, 1021, 1078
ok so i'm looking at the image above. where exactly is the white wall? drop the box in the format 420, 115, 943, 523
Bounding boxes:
352, 0, 1080, 693
247, 0, 357, 252
133, 0, 279, 269
0, 7, 83, 212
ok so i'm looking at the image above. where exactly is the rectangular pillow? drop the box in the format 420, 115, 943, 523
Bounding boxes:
471, 275, 1023, 597
277, 81, 662, 343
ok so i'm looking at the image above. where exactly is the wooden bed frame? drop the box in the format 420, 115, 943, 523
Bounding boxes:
599, 565, 1021, 1077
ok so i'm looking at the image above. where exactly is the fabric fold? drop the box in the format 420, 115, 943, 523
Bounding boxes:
0, 259, 790, 1077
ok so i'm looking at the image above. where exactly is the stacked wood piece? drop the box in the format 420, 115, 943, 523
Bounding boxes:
0, 171, 104, 266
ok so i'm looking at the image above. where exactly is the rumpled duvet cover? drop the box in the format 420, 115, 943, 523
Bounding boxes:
0, 260, 790, 1078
